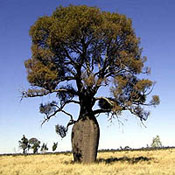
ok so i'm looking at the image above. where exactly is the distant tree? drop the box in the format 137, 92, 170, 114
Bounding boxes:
124, 146, 131, 150
29, 138, 41, 154
41, 143, 48, 153
19, 135, 30, 154
22, 5, 160, 163
52, 142, 58, 152
151, 135, 162, 148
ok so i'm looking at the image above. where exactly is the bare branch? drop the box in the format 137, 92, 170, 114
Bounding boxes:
61, 76, 76, 81
93, 108, 111, 115
41, 107, 65, 126
41, 100, 79, 126
132, 102, 154, 106
60, 109, 74, 121
65, 119, 76, 130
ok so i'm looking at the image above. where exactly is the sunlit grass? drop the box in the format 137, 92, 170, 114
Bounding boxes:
1, 149, 175, 175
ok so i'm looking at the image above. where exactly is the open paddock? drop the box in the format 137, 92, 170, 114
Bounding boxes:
0, 148, 175, 175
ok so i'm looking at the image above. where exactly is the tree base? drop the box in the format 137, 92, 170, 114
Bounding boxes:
71, 116, 100, 163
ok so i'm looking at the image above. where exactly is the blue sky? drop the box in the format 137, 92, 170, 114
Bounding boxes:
0, 0, 175, 153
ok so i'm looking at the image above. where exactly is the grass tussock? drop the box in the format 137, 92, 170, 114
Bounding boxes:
1, 149, 175, 175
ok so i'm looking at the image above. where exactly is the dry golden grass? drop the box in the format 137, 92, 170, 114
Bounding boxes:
1, 149, 175, 175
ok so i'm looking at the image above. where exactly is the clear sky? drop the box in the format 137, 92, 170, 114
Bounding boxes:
0, 0, 175, 154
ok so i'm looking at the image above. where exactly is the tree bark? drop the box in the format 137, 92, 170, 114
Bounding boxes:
71, 116, 100, 163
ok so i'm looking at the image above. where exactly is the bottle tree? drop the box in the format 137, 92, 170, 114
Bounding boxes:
23, 5, 159, 163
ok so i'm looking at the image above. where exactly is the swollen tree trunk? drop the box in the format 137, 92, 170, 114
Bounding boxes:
71, 116, 100, 163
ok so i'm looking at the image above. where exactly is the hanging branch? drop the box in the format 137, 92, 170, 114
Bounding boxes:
41, 99, 79, 126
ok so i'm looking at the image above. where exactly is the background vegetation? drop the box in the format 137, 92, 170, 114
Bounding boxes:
1, 149, 175, 175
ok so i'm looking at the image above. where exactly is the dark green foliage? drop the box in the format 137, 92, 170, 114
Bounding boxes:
40, 101, 57, 116
55, 125, 67, 138
99, 98, 113, 110
29, 138, 41, 154
52, 142, 58, 152
41, 143, 48, 152
19, 135, 30, 154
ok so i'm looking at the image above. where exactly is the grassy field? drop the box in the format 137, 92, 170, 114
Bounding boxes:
1, 149, 175, 175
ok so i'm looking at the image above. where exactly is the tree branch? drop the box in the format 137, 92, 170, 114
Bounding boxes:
21, 88, 79, 99
41, 99, 79, 126
93, 108, 111, 115
95, 97, 115, 106
63, 47, 79, 66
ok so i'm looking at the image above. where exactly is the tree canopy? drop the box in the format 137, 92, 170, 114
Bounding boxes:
29, 138, 41, 153
151, 135, 162, 148
19, 135, 30, 154
52, 142, 58, 152
23, 5, 159, 134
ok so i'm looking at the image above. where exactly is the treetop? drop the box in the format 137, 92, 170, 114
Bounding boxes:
23, 5, 159, 128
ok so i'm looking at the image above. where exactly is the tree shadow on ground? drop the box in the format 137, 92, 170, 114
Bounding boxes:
97, 156, 152, 164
